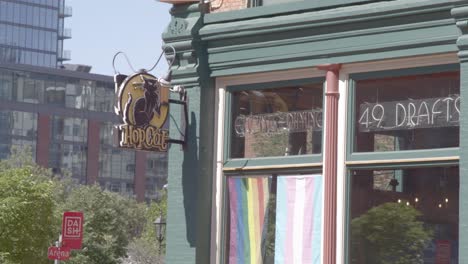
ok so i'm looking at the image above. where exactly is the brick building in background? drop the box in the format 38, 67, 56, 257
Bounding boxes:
0, 63, 168, 202
0, 0, 167, 202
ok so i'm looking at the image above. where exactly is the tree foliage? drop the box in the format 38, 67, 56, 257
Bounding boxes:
123, 190, 167, 263
0, 149, 165, 264
59, 185, 146, 264
0, 166, 56, 264
351, 202, 433, 264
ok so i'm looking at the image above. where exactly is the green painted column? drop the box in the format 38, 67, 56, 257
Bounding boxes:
452, 4, 468, 264
162, 3, 215, 264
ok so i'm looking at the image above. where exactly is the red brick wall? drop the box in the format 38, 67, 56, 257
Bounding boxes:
210, 0, 247, 13
36, 114, 50, 167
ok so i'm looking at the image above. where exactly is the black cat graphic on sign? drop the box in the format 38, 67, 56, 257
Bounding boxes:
123, 75, 161, 127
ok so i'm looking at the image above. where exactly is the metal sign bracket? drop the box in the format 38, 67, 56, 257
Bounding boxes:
168, 85, 188, 150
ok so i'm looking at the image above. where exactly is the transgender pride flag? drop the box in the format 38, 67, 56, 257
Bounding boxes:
274, 175, 322, 264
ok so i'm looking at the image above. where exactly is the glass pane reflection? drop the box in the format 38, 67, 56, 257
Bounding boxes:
230, 83, 323, 158
354, 71, 460, 152
349, 166, 459, 264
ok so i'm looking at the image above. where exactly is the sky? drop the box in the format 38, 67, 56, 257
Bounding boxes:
66, 0, 171, 77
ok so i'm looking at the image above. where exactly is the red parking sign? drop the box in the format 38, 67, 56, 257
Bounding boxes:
48, 246, 71, 261
62, 211, 83, 249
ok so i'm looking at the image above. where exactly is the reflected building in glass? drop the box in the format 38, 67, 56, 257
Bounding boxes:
0, 0, 71, 67
0, 63, 168, 202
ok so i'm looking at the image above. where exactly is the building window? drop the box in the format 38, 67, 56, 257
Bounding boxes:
94, 83, 114, 112
98, 122, 136, 197
229, 79, 323, 159
225, 174, 322, 263
349, 166, 459, 263
0, 110, 37, 160
49, 116, 87, 183
347, 65, 460, 264
222, 76, 325, 263
146, 152, 168, 201
0, 70, 13, 100
354, 71, 459, 152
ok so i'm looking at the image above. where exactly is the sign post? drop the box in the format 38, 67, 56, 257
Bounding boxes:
62, 211, 84, 249
48, 211, 83, 262
48, 243, 70, 262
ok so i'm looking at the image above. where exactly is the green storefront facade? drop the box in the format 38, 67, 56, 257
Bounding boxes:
160, 0, 468, 263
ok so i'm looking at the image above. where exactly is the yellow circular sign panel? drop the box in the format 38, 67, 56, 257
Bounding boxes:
118, 73, 169, 129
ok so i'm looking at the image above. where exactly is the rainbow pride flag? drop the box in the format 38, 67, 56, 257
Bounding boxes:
274, 175, 322, 264
228, 177, 271, 264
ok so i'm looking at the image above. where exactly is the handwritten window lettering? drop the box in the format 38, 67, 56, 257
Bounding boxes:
234, 109, 323, 137
358, 95, 460, 132
230, 84, 323, 159
354, 71, 460, 152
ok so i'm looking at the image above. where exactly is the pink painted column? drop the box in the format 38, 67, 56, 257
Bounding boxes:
318, 64, 341, 264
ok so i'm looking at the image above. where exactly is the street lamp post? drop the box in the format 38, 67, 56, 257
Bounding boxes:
154, 212, 166, 263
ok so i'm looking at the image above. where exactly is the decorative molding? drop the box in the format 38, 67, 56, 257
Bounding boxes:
452, 4, 468, 61
163, 3, 209, 87
200, 0, 461, 77
202, 0, 461, 38
168, 18, 188, 36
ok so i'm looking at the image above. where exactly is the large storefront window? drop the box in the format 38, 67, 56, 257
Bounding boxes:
347, 65, 460, 264
223, 77, 325, 263
349, 166, 459, 264
230, 81, 323, 159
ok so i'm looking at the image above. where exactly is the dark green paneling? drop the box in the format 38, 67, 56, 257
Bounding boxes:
458, 61, 468, 264
348, 149, 460, 162
201, 0, 463, 77
349, 63, 460, 80
225, 77, 323, 92
452, 5, 468, 263
224, 155, 322, 168
162, 3, 214, 264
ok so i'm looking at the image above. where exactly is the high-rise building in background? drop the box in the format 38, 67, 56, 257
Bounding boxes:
0, 0, 71, 67
0, 1, 168, 202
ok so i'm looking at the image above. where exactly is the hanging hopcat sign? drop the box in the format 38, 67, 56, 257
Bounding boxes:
114, 71, 170, 152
